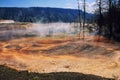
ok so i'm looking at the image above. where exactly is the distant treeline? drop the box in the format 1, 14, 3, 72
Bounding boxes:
0, 7, 94, 23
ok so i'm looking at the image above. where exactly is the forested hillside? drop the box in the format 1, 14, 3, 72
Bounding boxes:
0, 7, 93, 23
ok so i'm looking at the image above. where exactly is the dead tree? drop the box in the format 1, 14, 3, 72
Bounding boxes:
108, 0, 113, 40
97, 0, 103, 41
83, 0, 86, 40
77, 0, 82, 39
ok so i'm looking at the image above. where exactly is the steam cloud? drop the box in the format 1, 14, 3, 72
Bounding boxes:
30, 23, 76, 37
0, 22, 77, 41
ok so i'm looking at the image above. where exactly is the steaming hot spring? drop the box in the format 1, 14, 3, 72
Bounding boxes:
0, 22, 120, 78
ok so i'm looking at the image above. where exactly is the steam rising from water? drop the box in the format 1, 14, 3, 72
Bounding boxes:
0, 20, 15, 23
31, 23, 76, 37
0, 22, 77, 41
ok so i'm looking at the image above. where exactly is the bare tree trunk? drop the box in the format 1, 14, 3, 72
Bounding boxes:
77, 0, 82, 39
83, 0, 86, 40
108, 0, 113, 40
99, 0, 102, 31
97, 0, 102, 41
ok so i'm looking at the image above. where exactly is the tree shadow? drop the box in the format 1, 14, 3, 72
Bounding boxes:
0, 65, 113, 80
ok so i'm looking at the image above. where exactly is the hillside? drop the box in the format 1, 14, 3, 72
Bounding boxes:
0, 7, 94, 23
